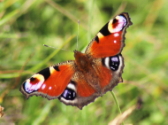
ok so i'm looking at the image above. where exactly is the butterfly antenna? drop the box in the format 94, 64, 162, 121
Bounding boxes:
43, 44, 57, 49
43, 44, 71, 52
76, 20, 80, 50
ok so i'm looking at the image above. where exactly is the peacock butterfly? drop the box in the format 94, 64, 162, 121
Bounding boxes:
20, 12, 132, 109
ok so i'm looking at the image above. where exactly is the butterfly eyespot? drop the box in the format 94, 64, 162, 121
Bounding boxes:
30, 77, 39, 84
23, 74, 45, 93
30, 77, 36, 81
60, 82, 77, 100
109, 55, 120, 71
113, 18, 118, 24
23, 82, 36, 93
102, 55, 121, 71
61, 88, 76, 100
109, 15, 127, 33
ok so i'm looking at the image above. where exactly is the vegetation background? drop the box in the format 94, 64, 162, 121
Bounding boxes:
0, 0, 168, 124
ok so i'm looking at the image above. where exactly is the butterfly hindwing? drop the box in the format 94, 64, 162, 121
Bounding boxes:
59, 75, 98, 109
100, 54, 124, 93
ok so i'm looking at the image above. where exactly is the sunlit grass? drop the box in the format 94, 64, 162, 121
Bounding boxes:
0, 0, 168, 124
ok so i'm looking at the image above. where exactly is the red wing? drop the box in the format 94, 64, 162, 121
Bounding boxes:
99, 54, 124, 93
76, 77, 96, 97
85, 12, 132, 58
20, 61, 75, 99
59, 73, 98, 109
98, 66, 112, 88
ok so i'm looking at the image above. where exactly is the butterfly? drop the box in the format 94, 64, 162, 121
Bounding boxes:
20, 12, 132, 109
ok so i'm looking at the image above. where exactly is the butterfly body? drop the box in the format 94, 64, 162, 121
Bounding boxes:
20, 12, 132, 109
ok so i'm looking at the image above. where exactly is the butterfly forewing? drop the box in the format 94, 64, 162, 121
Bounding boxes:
85, 12, 132, 58
21, 61, 75, 99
